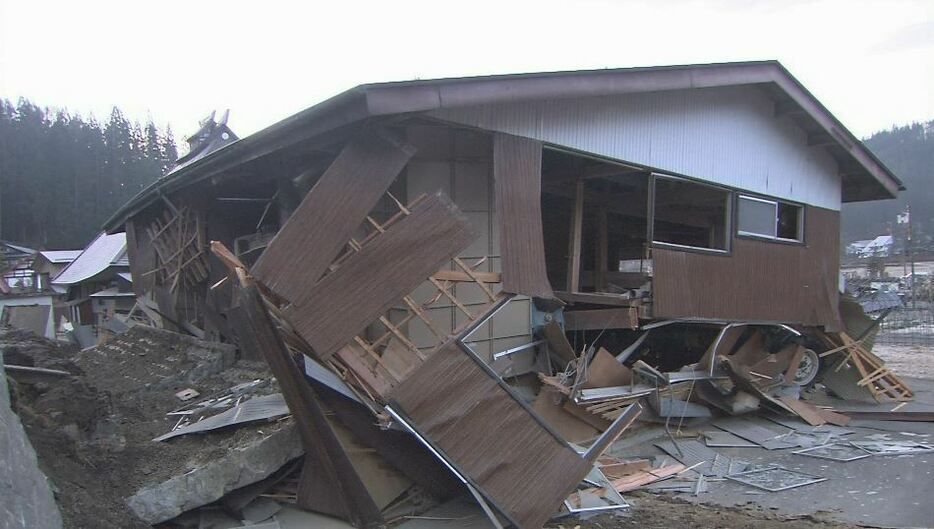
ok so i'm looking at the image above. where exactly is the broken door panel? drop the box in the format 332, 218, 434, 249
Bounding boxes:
252, 128, 416, 300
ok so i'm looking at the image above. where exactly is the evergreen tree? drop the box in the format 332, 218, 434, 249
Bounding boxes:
0, 97, 176, 249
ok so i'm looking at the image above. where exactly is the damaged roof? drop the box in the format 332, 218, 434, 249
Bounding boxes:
38, 250, 82, 264
103, 60, 903, 232
52, 232, 128, 285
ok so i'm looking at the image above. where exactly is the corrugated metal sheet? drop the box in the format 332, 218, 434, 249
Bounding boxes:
52, 232, 127, 285
652, 206, 841, 327
430, 85, 841, 210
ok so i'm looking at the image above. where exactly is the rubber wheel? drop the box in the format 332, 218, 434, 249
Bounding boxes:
793, 348, 821, 387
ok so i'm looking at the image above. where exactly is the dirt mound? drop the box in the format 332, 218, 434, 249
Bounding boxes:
3, 326, 276, 529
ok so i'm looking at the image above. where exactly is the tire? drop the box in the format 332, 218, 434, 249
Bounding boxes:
792, 348, 821, 387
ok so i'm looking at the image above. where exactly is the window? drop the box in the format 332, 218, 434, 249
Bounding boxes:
652, 175, 730, 251
737, 195, 803, 242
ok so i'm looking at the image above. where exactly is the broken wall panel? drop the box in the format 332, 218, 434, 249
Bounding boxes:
652, 205, 840, 327
252, 129, 416, 300
389, 340, 592, 529
493, 133, 554, 299
284, 192, 477, 359
564, 308, 639, 331
232, 276, 383, 527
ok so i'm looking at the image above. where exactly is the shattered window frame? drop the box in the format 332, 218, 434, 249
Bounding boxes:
649, 173, 732, 254
736, 194, 805, 244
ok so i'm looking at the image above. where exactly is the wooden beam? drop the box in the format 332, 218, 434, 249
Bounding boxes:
231, 269, 383, 527
807, 132, 835, 147
595, 208, 608, 292
774, 99, 805, 117
431, 269, 501, 283
566, 178, 584, 292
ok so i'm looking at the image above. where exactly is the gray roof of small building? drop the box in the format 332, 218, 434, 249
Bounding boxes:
52, 232, 128, 285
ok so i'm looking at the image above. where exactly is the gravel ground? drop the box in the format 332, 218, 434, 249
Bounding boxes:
872, 343, 934, 380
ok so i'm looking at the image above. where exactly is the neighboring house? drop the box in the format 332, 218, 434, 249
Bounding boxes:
33, 250, 82, 290
858, 235, 894, 259
103, 61, 902, 357
846, 239, 872, 257
0, 244, 66, 339
52, 232, 132, 335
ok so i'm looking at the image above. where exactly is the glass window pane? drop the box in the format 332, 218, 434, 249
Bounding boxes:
738, 196, 776, 237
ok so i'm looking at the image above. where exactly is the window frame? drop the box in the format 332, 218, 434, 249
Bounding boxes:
648, 173, 733, 255
735, 193, 805, 244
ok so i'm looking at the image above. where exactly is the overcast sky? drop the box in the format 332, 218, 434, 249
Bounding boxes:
1, 0, 931, 142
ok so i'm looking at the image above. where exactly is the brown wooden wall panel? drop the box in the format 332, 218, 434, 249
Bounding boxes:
493, 133, 555, 299
564, 308, 639, 331
390, 341, 591, 529
252, 129, 416, 300
284, 192, 477, 359
652, 205, 841, 328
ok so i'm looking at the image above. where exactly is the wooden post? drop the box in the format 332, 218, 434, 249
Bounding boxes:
595, 208, 608, 292
566, 179, 584, 292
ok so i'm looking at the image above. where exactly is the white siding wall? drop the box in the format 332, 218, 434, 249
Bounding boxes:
429, 85, 842, 210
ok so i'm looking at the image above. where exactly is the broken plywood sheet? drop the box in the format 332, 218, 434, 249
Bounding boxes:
284, 192, 476, 359
532, 386, 601, 443
582, 348, 632, 389
390, 340, 592, 529
252, 129, 416, 297
493, 133, 553, 300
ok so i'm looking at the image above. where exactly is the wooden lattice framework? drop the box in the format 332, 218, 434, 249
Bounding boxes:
314, 191, 506, 401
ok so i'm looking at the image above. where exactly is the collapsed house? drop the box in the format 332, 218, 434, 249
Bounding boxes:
92, 61, 914, 528
0, 246, 78, 339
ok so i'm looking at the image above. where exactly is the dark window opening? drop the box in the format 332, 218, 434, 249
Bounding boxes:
652, 176, 730, 251
540, 149, 651, 293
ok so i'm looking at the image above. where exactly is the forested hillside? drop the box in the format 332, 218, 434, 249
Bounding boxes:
842, 121, 934, 248
0, 98, 176, 249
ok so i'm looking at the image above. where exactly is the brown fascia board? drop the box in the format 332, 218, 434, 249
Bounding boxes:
360, 61, 903, 201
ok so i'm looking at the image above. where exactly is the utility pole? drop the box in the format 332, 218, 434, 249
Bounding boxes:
908, 205, 915, 308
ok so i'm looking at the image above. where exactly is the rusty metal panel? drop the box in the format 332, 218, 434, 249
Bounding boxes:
284, 192, 477, 359
430, 85, 842, 210
252, 129, 416, 299
493, 133, 554, 299
390, 340, 592, 529
652, 206, 840, 327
